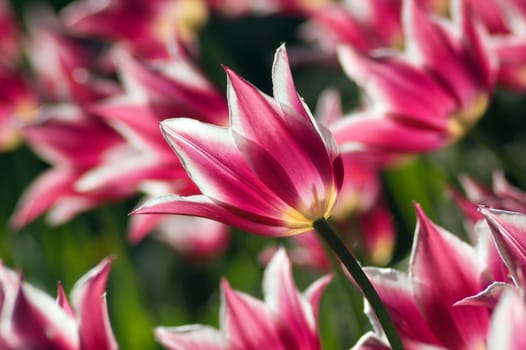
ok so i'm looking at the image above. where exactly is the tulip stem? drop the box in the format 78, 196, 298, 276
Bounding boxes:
313, 218, 405, 350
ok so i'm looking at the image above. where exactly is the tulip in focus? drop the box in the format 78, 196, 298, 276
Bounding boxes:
133, 44, 343, 236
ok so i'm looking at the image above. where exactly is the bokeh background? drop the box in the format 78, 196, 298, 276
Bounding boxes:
2, 0, 526, 349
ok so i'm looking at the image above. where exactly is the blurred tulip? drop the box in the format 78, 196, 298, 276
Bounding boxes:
332, 0, 495, 163
0, 0, 21, 68
156, 248, 331, 350
10, 105, 128, 229
0, 68, 39, 151
62, 0, 208, 59
0, 258, 118, 350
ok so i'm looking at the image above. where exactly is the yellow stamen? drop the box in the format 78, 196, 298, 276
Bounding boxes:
298, 0, 332, 11
155, 0, 208, 43
281, 183, 338, 235
447, 94, 488, 142
369, 233, 394, 266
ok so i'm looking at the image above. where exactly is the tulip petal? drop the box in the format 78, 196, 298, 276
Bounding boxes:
338, 46, 455, 130
155, 325, 228, 350
10, 168, 74, 230
226, 66, 337, 213
133, 194, 288, 236
487, 289, 526, 350
481, 208, 526, 286
271, 44, 311, 121
221, 280, 285, 350
363, 268, 440, 345
71, 257, 117, 350
332, 111, 446, 154
56, 282, 74, 317
352, 332, 390, 350
11, 278, 78, 350
403, 0, 493, 104
453, 281, 510, 308
410, 204, 490, 350
128, 213, 164, 243
160, 118, 290, 219
263, 248, 322, 349
303, 274, 332, 323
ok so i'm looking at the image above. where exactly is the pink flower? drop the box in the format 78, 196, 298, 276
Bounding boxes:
355, 204, 492, 349
133, 45, 343, 236
451, 171, 526, 226
0, 0, 21, 69
302, 0, 404, 55
80, 48, 229, 195
0, 68, 39, 151
26, 23, 119, 106
332, 0, 495, 161
10, 106, 128, 229
455, 0, 526, 91
259, 90, 394, 269
78, 49, 231, 256
0, 258, 117, 350
155, 248, 331, 350
61, 0, 209, 59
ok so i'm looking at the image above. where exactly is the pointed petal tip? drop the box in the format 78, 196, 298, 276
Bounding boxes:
220, 277, 231, 292
273, 43, 288, 61
413, 201, 426, 219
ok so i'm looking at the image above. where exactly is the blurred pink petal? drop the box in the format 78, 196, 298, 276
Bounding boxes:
0, 258, 117, 350
156, 325, 227, 350
0, 68, 39, 151
487, 289, 526, 350
71, 258, 118, 350
10, 106, 129, 229
62, 0, 208, 58
0, 0, 21, 68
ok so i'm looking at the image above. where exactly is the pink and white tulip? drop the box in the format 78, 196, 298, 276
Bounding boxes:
0, 0, 21, 69
26, 23, 119, 106
0, 68, 39, 151
156, 248, 331, 350
0, 258, 118, 350
133, 45, 343, 237
356, 204, 492, 349
62, 0, 209, 59
10, 105, 128, 229
333, 0, 495, 162
302, 0, 404, 55
80, 49, 231, 255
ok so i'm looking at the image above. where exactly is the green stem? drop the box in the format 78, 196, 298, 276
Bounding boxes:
313, 218, 405, 350
323, 239, 368, 342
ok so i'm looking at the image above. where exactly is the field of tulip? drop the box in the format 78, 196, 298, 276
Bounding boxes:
2, 0, 526, 349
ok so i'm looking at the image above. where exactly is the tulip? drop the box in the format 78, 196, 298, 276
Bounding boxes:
133, 44, 343, 236
0, 258, 117, 350
156, 248, 331, 350
135, 45, 404, 350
